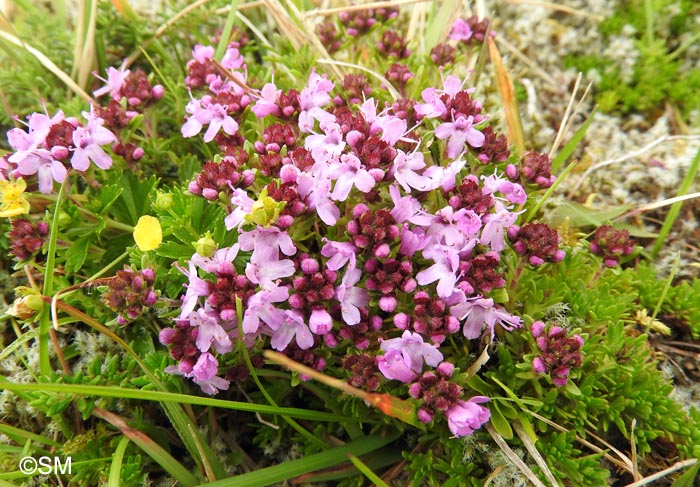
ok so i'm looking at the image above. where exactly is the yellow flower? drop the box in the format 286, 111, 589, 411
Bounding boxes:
0, 177, 30, 218
133, 215, 162, 251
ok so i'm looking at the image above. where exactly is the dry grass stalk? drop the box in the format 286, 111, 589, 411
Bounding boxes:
485, 423, 549, 487
489, 37, 525, 155
624, 458, 698, 487
0, 30, 92, 102
524, 409, 634, 473
502, 0, 604, 21
303, 0, 430, 18
570, 134, 700, 195
513, 422, 561, 486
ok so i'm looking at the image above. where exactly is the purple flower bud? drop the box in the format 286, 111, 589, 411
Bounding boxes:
152, 85, 165, 100
408, 382, 422, 399
505, 164, 519, 179
369, 315, 383, 331
394, 312, 410, 330
324, 332, 339, 347
144, 291, 158, 306
188, 181, 202, 195
309, 308, 332, 335
51, 146, 70, 160
132, 147, 145, 160
288, 294, 304, 308
159, 327, 176, 345
530, 321, 545, 338
220, 309, 236, 321
401, 278, 417, 293
532, 356, 546, 374
132, 276, 144, 291
277, 215, 294, 228
202, 188, 219, 200
379, 295, 398, 312
529, 255, 545, 266
437, 361, 455, 377
374, 243, 390, 258
352, 204, 369, 218
301, 258, 319, 274
417, 408, 434, 424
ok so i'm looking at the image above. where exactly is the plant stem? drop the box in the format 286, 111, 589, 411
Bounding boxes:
39, 182, 66, 377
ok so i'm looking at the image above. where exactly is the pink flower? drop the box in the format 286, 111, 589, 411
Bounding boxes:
191, 244, 240, 275
270, 310, 314, 350
177, 261, 210, 317
389, 184, 433, 225
328, 153, 375, 201
416, 244, 460, 298
391, 150, 441, 193
321, 238, 358, 271
377, 330, 443, 382
376, 349, 418, 382
71, 111, 116, 171
12, 148, 66, 194
187, 308, 233, 354
297, 172, 339, 225
335, 265, 369, 326
445, 396, 490, 437
224, 189, 255, 230
93, 67, 130, 99
182, 96, 239, 142
449, 18, 473, 42
191, 353, 230, 395
434, 115, 485, 159
252, 82, 281, 118
479, 201, 519, 252
243, 285, 289, 334
450, 296, 521, 340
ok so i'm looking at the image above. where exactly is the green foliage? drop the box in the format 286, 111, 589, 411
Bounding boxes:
563, 0, 700, 117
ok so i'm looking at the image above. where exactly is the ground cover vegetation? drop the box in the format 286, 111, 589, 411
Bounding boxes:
0, 0, 698, 486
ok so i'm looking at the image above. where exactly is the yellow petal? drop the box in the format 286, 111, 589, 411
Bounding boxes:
133, 215, 162, 251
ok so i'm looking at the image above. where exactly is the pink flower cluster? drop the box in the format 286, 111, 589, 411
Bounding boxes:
5, 108, 116, 193
159, 43, 568, 438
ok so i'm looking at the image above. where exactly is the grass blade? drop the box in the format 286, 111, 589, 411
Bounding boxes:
94, 408, 199, 487
0, 30, 91, 102
651, 147, 700, 259
198, 432, 401, 487
348, 454, 392, 487
108, 436, 130, 487
214, 0, 240, 62
551, 108, 596, 173
423, 0, 459, 54
0, 382, 355, 422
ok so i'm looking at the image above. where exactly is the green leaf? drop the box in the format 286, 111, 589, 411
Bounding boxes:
154, 241, 194, 260
490, 403, 513, 440
110, 172, 159, 225
64, 232, 94, 273
551, 109, 596, 173
671, 460, 700, 487
547, 201, 633, 229
198, 432, 401, 487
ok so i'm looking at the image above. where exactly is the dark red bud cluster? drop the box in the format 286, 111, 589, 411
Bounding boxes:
9, 219, 49, 261
590, 225, 635, 267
